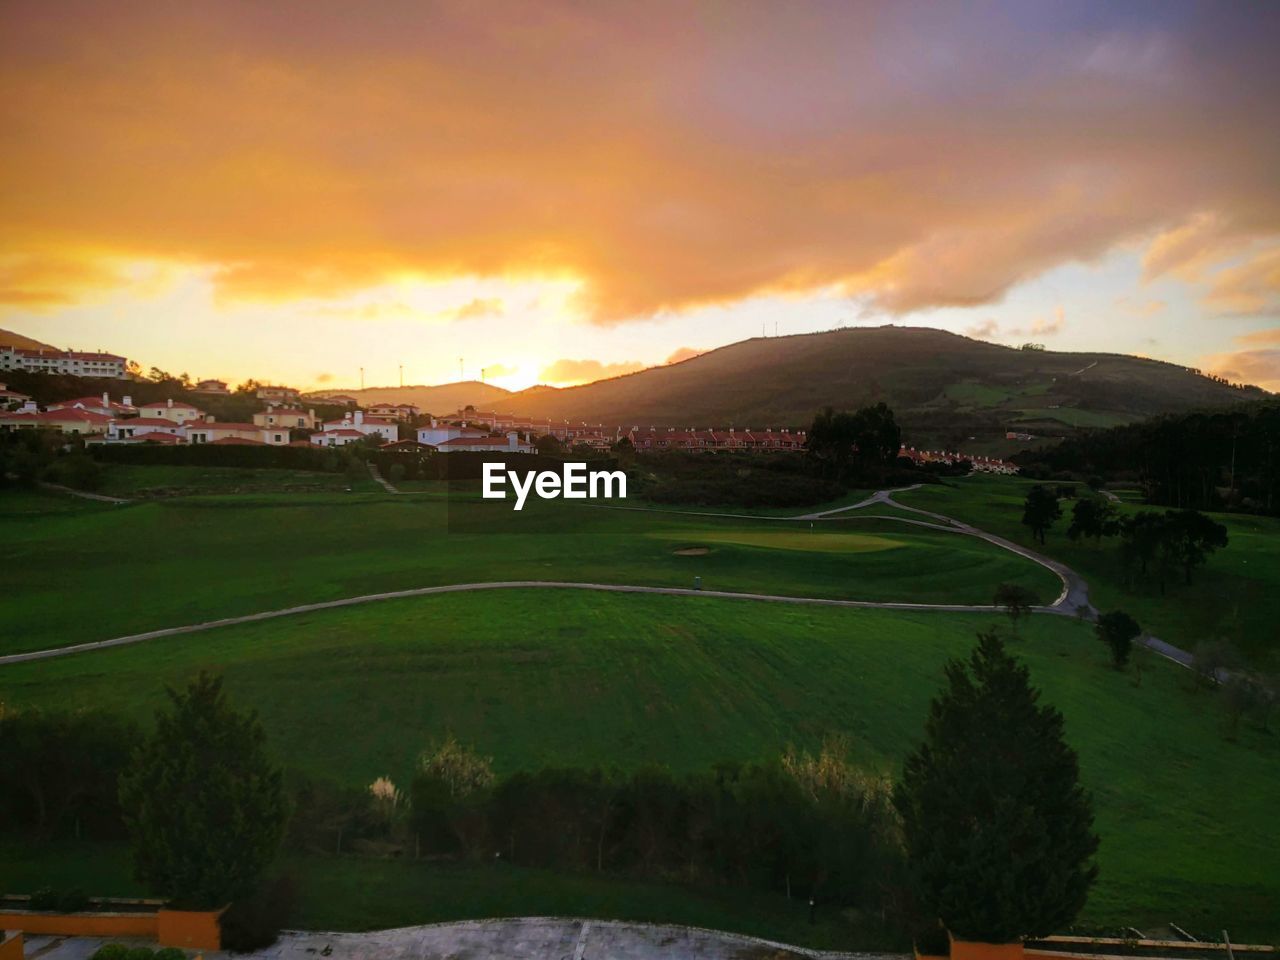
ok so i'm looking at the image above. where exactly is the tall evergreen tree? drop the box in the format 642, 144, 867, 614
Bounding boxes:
893, 632, 1098, 943
119, 673, 287, 908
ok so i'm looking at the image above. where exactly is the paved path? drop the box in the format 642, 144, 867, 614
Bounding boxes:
1, 484, 1198, 673
367, 461, 401, 494
39, 481, 130, 504
20, 919, 904, 960
0, 579, 1064, 666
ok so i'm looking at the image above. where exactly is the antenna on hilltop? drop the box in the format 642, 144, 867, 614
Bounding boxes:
360, 367, 365, 390
399, 363, 403, 388
459, 357, 464, 381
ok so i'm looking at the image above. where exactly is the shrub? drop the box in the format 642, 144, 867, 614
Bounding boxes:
89, 945, 130, 960
124, 948, 155, 960
118, 673, 287, 908
219, 875, 298, 953
57, 888, 90, 912
154, 949, 186, 960
28, 887, 59, 911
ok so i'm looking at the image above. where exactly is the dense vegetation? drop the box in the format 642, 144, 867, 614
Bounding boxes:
1018, 398, 1280, 514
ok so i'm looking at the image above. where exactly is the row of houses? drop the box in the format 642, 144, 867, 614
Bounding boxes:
898, 446, 1018, 474
0, 345, 129, 379
625, 426, 808, 452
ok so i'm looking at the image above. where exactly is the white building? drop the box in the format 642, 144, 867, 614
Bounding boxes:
186, 422, 289, 445
309, 428, 367, 447
107, 417, 186, 441
47, 392, 136, 418
0, 345, 129, 378
137, 398, 206, 425
321, 410, 397, 442
418, 418, 533, 453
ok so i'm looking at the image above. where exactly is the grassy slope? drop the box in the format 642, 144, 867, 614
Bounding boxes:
895, 475, 1280, 663
93, 464, 380, 497
1, 591, 1276, 938
501, 327, 1256, 431
0, 489, 1059, 655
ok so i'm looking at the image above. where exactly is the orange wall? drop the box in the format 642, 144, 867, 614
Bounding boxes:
0, 932, 25, 960
0, 912, 158, 939
157, 908, 224, 950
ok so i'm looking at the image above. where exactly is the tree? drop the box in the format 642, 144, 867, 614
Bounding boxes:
535, 434, 564, 456
893, 631, 1098, 943
1160, 509, 1228, 585
1021, 485, 1061, 544
1094, 610, 1141, 669
1067, 497, 1119, 546
1119, 511, 1165, 581
992, 582, 1037, 637
118, 673, 287, 908
412, 735, 495, 856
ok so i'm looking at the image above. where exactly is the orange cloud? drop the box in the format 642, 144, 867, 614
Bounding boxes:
1, 2, 1278, 323
540, 358, 645, 385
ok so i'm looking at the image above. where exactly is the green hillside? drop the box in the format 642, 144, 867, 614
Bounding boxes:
503, 326, 1262, 446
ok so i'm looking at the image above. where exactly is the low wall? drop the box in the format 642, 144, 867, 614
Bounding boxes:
0, 910, 157, 939
0, 907, 224, 950
0, 931, 24, 960
158, 908, 225, 950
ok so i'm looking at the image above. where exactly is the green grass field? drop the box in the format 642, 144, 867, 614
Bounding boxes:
1, 590, 1276, 939
0, 488, 1059, 655
894, 475, 1280, 664
92, 463, 380, 497
3, 467, 1277, 946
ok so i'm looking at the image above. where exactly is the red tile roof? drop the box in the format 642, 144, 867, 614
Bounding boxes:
210, 436, 266, 445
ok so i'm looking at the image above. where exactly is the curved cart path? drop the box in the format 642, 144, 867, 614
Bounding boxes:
0, 485, 1197, 672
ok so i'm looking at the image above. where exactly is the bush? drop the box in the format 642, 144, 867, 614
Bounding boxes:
89, 945, 131, 960
219, 875, 298, 953
57, 888, 90, 912
28, 887, 59, 911
43, 452, 104, 491
118, 673, 287, 908
153, 949, 186, 960
124, 948, 155, 960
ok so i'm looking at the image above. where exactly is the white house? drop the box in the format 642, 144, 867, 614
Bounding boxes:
417, 420, 533, 453
310, 428, 367, 447
186, 422, 288, 445
138, 398, 206, 425
107, 417, 186, 441
253, 405, 318, 430
321, 410, 397, 442
47, 392, 137, 418
434, 432, 534, 453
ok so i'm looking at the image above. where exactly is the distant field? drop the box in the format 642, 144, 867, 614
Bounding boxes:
1011, 408, 1132, 429
1, 590, 1275, 939
895, 475, 1280, 663
0, 488, 1059, 655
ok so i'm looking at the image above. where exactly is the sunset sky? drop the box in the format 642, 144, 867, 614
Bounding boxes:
2, 0, 1278, 390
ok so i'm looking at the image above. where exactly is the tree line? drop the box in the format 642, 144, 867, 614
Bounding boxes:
2, 632, 1110, 952
1016, 398, 1280, 514
1021, 485, 1228, 591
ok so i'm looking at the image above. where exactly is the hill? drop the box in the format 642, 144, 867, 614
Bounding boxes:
310, 380, 510, 414
0, 327, 57, 351
502, 326, 1263, 448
